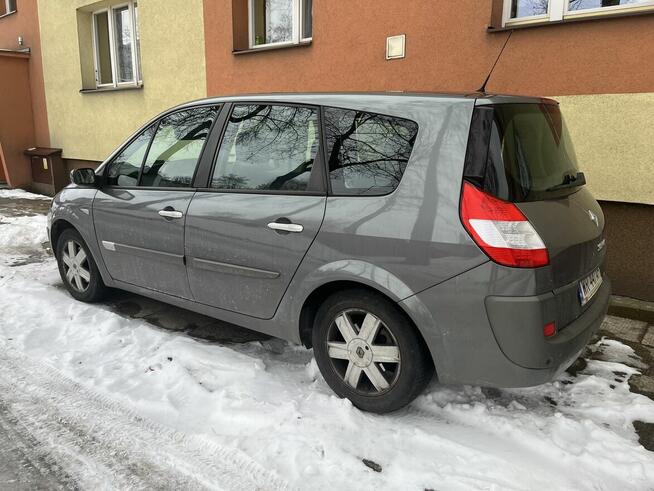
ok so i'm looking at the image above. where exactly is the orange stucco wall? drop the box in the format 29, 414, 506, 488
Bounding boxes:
203, 0, 654, 97
0, 53, 36, 188
0, 0, 49, 147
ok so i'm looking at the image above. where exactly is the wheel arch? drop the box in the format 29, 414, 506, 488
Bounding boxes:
49, 216, 113, 287
298, 280, 433, 368
50, 218, 77, 252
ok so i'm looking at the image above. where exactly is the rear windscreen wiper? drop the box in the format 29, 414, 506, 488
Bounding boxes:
546, 171, 586, 192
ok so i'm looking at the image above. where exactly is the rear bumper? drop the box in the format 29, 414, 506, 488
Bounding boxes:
399, 262, 611, 388
485, 275, 611, 371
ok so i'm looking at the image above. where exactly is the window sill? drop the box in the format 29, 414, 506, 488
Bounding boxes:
490, 6, 654, 31
0, 10, 17, 20
233, 40, 312, 55
80, 84, 143, 94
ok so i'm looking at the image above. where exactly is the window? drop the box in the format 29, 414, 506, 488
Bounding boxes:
463, 104, 580, 202
106, 125, 156, 187
249, 0, 312, 48
106, 106, 219, 188
323, 108, 419, 196
211, 104, 320, 192
0, 0, 16, 17
140, 107, 219, 188
92, 1, 141, 88
504, 0, 654, 25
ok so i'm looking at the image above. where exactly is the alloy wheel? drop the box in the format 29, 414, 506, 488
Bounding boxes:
326, 309, 401, 394
61, 240, 91, 292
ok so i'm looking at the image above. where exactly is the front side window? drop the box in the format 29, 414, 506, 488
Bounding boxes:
250, 0, 312, 48
0, 0, 17, 17
106, 125, 156, 187
505, 0, 654, 24
211, 104, 320, 192
323, 108, 419, 196
140, 107, 219, 188
93, 1, 141, 87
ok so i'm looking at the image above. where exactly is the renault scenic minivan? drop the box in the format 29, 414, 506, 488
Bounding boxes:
48, 93, 610, 413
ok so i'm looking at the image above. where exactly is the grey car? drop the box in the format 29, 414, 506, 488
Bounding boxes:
48, 93, 611, 413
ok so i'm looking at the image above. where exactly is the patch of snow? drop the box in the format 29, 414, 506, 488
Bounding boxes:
0, 214, 48, 251
1, 210, 654, 490
0, 188, 50, 200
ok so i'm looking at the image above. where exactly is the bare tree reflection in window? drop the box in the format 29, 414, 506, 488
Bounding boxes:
211, 104, 320, 191
324, 108, 419, 196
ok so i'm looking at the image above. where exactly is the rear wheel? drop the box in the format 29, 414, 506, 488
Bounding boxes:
56, 229, 107, 302
312, 289, 434, 413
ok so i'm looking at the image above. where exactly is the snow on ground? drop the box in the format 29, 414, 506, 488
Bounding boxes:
0, 214, 48, 251
1, 202, 654, 490
0, 188, 51, 200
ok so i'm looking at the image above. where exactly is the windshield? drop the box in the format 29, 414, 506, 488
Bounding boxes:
465, 103, 581, 202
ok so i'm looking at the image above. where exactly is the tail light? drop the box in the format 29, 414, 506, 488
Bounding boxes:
460, 182, 549, 268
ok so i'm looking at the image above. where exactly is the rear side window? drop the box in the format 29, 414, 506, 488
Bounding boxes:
464, 103, 580, 202
323, 107, 419, 196
140, 106, 219, 188
211, 104, 321, 192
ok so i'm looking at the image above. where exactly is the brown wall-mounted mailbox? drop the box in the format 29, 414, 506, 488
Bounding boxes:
24, 147, 65, 196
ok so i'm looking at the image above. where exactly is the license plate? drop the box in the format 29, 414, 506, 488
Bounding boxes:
578, 268, 603, 306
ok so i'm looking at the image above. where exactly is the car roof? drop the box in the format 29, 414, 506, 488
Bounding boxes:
171, 91, 556, 111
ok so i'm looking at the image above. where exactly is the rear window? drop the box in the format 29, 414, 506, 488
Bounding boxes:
464, 103, 580, 202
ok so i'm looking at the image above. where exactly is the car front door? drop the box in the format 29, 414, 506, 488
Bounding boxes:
93, 105, 221, 298
185, 103, 326, 319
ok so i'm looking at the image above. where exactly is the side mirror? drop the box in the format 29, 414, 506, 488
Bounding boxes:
70, 168, 97, 186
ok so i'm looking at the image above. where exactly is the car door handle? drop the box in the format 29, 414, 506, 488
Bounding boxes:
267, 222, 303, 233
158, 209, 183, 219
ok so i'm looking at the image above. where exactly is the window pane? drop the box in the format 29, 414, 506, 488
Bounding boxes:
140, 107, 218, 188
253, 0, 293, 45
510, 0, 549, 18
568, 0, 650, 11
113, 6, 134, 83
1, 0, 16, 15
106, 125, 156, 186
94, 12, 113, 85
134, 3, 142, 80
211, 105, 319, 192
302, 0, 312, 39
324, 108, 419, 196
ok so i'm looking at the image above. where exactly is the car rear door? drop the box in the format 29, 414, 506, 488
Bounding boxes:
464, 101, 606, 325
185, 102, 326, 319
93, 105, 221, 298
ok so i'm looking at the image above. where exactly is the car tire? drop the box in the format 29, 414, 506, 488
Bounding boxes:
312, 288, 434, 413
55, 228, 108, 303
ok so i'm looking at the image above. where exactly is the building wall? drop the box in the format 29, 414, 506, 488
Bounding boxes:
0, 53, 35, 188
203, 0, 654, 206
37, 0, 207, 162
202, 0, 654, 300
0, 0, 50, 148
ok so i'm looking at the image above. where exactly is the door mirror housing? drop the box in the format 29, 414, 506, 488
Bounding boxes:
70, 168, 97, 186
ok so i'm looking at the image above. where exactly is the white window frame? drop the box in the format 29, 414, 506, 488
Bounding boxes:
1, 0, 17, 17
248, 0, 312, 49
503, 0, 654, 27
91, 1, 141, 88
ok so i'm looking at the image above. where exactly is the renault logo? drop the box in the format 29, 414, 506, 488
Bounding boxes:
588, 210, 599, 227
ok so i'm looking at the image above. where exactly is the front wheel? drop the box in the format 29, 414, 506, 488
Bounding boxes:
55, 228, 108, 303
312, 289, 434, 413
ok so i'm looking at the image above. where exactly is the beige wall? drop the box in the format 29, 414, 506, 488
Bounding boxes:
38, 0, 207, 162
556, 93, 654, 206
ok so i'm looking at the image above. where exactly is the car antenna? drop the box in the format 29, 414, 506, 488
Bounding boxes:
478, 30, 513, 94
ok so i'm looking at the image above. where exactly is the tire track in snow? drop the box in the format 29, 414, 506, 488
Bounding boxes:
0, 342, 292, 491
